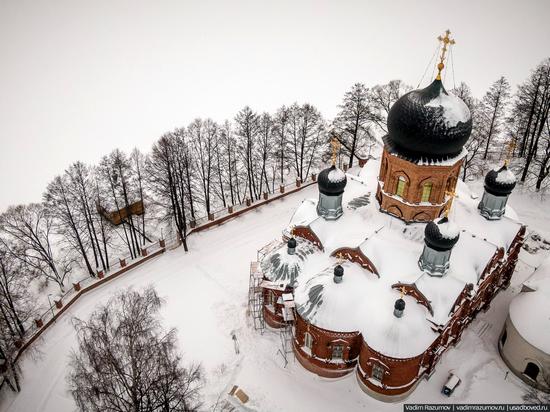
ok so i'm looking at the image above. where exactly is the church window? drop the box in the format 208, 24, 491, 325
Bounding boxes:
524, 362, 539, 381
396, 176, 407, 197
421, 182, 433, 202
304, 332, 313, 350
332, 344, 344, 361
372, 363, 385, 382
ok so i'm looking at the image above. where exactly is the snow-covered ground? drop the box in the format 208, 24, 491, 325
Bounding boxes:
0, 176, 548, 412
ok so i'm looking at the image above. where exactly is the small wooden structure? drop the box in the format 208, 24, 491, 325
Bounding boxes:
96, 200, 144, 226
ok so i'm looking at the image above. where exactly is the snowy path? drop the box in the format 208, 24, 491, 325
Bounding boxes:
0, 184, 544, 412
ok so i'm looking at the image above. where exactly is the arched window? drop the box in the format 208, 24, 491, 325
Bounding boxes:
396, 176, 407, 198
372, 364, 385, 382
524, 362, 540, 381
304, 332, 313, 350
421, 182, 433, 203
332, 344, 344, 361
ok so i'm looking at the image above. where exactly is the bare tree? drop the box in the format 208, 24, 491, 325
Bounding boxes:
370, 80, 412, 134
333, 83, 377, 167
481, 76, 511, 160
0, 204, 72, 292
522, 386, 550, 404
68, 286, 202, 412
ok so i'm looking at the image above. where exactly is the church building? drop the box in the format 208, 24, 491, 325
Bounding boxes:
250, 31, 526, 402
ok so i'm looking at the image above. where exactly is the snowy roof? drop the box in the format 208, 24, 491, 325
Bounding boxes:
509, 256, 550, 355
494, 167, 517, 185
284, 157, 523, 358
260, 238, 318, 286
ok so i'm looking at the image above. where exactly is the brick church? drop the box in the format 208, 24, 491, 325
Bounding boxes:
251, 31, 525, 402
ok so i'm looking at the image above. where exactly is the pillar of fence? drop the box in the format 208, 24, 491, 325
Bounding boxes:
208, 213, 215, 221
228, 205, 234, 214
119, 258, 127, 268
280, 185, 285, 194
34, 318, 43, 328
141, 247, 148, 257
296, 178, 301, 188
73, 282, 81, 292
97, 268, 105, 279
159, 239, 166, 248
263, 192, 268, 200
312, 173, 317, 182
246, 199, 251, 207
54, 298, 63, 309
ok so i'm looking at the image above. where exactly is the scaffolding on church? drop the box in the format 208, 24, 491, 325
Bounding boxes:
277, 293, 296, 368
248, 261, 265, 333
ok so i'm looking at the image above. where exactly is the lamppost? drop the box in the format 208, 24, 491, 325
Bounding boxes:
47, 294, 55, 323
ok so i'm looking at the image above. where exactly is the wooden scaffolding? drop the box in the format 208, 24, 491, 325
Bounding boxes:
248, 261, 265, 333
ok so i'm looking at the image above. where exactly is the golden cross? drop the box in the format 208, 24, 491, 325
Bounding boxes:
330, 136, 341, 166
336, 252, 345, 264
400, 286, 406, 298
436, 29, 455, 80
444, 190, 458, 217
504, 139, 516, 166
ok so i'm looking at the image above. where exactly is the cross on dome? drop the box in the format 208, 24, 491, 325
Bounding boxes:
436, 29, 455, 80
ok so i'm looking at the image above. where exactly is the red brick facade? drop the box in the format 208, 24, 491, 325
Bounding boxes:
376, 148, 463, 223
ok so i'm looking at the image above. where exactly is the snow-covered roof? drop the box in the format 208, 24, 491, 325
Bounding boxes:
285, 157, 523, 358
260, 238, 317, 286
509, 256, 550, 355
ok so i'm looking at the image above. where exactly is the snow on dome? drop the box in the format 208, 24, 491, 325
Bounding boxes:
494, 167, 517, 185
260, 238, 316, 285
294, 262, 437, 358
327, 167, 346, 183
425, 88, 471, 128
435, 217, 460, 240
509, 256, 550, 355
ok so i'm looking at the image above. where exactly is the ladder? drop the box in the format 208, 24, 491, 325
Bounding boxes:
248, 261, 265, 334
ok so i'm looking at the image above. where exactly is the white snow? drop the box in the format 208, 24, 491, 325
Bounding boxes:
2, 148, 548, 411
509, 256, 550, 354
435, 217, 460, 240
425, 89, 471, 128
495, 167, 517, 185
327, 167, 346, 183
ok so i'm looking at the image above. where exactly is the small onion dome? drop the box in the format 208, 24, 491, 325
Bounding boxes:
333, 264, 344, 283
386, 79, 472, 161
318, 165, 347, 196
484, 164, 517, 196
424, 216, 460, 252
394, 298, 406, 311
287, 237, 297, 249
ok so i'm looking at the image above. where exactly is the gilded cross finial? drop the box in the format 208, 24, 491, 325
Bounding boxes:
400, 286, 406, 298
330, 136, 341, 166
444, 190, 458, 217
504, 139, 516, 167
436, 29, 455, 81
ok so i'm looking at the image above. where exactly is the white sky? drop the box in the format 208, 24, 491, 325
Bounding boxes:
1, 0, 549, 211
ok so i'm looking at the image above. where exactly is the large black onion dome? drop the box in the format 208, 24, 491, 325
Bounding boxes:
386, 79, 472, 161
318, 165, 347, 196
484, 165, 517, 196
424, 216, 460, 251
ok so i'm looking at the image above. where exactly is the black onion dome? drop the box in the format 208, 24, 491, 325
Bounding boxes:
333, 264, 344, 278
394, 298, 406, 311
484, 165, 517, 196
318, 165, 347, 196
424, 216, 460, 251
386, 79, 472, 161
287, 237, 297, 249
